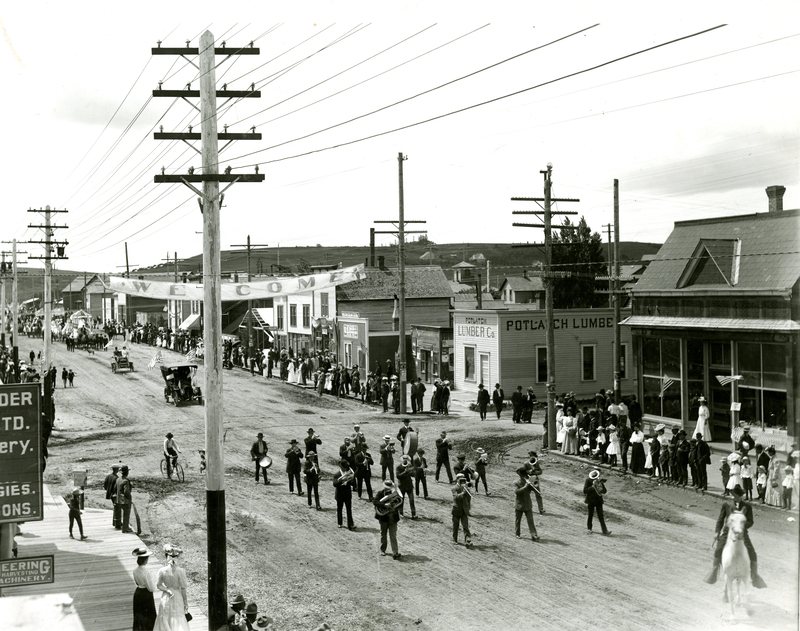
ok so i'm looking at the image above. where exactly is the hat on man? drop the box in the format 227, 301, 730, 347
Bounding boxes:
353, 424, 360, 429
165, 432, 173, 439
111, 464, 120, 471
767, 445, 776, 454
120, 464, 129, 473
742, 424, 752, 431
731, 484, 745, 497
476, 448, 486, 454
254, 615, 275, 630
307, 452, 317, 459
72, 488, 83, 496
455, 473, 466, 481
384, 434, 391, 440
257, 432, 263, 438
403, 418, 410, 424
289, 439, 298, 444
131, 547, 153, 558
589, 470, 600, 480
495, 383, 500, 388
383, 480, 394, 489
245, 602, 259, 616
308, 428, 315, 433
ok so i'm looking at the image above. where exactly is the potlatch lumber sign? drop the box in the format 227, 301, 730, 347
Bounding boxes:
105, 264, 365, 301
0, 555, 54, 586
0, 384, 42, 523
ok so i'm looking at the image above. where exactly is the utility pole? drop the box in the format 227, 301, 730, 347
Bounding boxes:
116, 244, 138, 333
512, 164, 578, 450
230, 236, 268, 374
12, 241, 24, 381
152, 32, 262, 631
375, 153, 426, 414
1, 253, 6, 347
603, 224, 613, 308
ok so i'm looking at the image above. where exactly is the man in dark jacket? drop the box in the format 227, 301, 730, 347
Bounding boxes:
116, 464, 133, 533
584, 470, 610, 535
250, 433, 270, 484
514, 467, 539, 541
103, 464, 120, 528
492, 383, 504, 420
374, 480, 401, 559
285, 440, 304, 495
476, 384, 490, 421
704, 484, 767, 588
452, 473, 472, 547
415, 378, 426, 413
628, 394, 642, 427
395, 455, 416, 519
355, 445, 374, 500
511, 386, 524, 423
435, 431, 453, 484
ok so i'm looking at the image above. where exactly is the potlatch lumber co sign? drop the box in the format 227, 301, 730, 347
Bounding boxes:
0, 555, 54, 586
0, 384, 43, 523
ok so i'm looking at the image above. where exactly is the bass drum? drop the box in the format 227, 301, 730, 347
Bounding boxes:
403, 430, 418, 458
259, 455, 273, 469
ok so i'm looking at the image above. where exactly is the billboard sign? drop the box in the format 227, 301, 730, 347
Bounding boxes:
0, 384, 42, 523
0, 555, 54, 587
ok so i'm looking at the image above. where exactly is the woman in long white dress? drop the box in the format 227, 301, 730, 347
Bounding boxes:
692, 396, 712, 441
153, 544, 190, 631
555, 403, 566, 449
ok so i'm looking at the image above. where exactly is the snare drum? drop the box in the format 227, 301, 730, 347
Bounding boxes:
259, 455, 273, 469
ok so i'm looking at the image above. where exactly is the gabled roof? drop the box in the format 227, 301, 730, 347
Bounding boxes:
632, 209, 800, 294
337, 266, 453, 301
62, 275, 96, 293
452, 261, 475, 269
499, 276, 544, 292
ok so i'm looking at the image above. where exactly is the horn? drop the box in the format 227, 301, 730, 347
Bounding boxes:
528, 457, 537, 467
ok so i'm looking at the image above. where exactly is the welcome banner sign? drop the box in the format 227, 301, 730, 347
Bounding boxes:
105, 264, 365, 301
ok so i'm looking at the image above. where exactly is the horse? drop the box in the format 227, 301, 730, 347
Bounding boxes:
721, 511, 750, 615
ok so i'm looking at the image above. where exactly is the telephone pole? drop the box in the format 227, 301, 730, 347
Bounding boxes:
512, 164, 579, 450
1, 253, 6, 348
152, 32, 263, 630
375, 153, 426, 414
230, 236, 269, 374
161, 253, 181, 331
116, 243, 138, 332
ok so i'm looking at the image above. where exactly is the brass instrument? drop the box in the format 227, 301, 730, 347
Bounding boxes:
455, 480, 473, 498
478, 453, 489, 465
376, 487, 403, 515
338, 469, 355, 484
388, 442, 396, 453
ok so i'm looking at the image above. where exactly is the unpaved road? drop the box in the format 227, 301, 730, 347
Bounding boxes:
37, 339, 798, 631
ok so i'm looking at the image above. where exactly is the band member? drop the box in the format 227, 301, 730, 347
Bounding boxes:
475, 448, 490, 495
396, 455, 417, 519
476, 383, 490, 420
453, 454, 470, 480
351, 424, 367, 450
355, 445, 374, 500
514, 467, 540, 541
524, 452, 545, 515
250, 433, 270, 485
704, 484, 767, 588
339, 437, 357, 470
304, 428, 322, 456
285, 440, 304, 495
104, 463, 120, 528
227, 593, 246, 630
374, 480, 402, 560
435, 431, 454, 483
452, 473, 472, 547
333, 459, 357, 530
413, 448, 429, 499
414, 378, 426, 413
380, 435, 395, 481
304, 453, 322, 510
397, 418, 415, 449
584, 470, 611, 536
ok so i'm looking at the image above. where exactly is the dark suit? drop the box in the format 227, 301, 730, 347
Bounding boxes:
373, 488, 400, 555
435, 438, 453, 483
285, 447, 304, 494
304, 435, 321, 455
416, 382, 426, 413
380, 443, 395, 481
696, 438, 711, 490
492, 387, 504, 419
584, 478, 608, 534
103, 471, 119, 528
511, 390, 523, 423
304, 460, 321, 508
355, 451, 374, 500
116, 475, 132, 533
477, 389, 490, 420
250, 439, 269, 483
711, 499, 760, 584
333, 468, 356, 528
514, 478, 538, 538
413, 453, 428, 498
395, 462, 416, 517
451, 483, 472, 544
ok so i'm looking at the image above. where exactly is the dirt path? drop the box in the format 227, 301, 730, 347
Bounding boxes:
39, 339, 798, 631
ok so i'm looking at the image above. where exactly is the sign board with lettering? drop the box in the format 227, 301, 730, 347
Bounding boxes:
0, 555, 54, 587
343, 324, 359, 339
0, 384, 42, 523
730, 402, 742, 412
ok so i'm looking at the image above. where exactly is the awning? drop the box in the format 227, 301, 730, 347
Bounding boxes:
179, 313, 201, 331
620, 315, 800, 332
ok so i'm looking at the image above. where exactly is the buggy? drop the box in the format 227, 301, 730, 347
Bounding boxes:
160, 363, 203, 406
111, 350, 134, 373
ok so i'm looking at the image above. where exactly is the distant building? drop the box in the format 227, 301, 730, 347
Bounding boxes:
452, 261, 476, 283
624, 185, 799, 445
498, 271, 545, 307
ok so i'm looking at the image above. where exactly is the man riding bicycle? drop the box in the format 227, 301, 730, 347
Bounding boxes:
163, 433, 182, 478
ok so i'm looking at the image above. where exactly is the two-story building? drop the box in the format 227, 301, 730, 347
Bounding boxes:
623, 186, 799, 446
498, 271, 545, 307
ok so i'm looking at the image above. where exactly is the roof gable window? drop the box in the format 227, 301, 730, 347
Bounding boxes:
676, 239, 740, 288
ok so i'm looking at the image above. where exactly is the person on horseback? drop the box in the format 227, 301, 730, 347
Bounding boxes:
704, 484, 767, 588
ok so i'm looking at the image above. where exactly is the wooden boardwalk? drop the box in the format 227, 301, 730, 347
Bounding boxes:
4, 485, 209, 631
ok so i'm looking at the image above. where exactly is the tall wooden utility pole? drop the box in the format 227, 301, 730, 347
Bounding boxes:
375, 153, 426, 414
613, 180, 622, 405
12, 240, 22, 380
1, 253, 6, 347
230, 235, 268, 374
512, 164, 578, 449
152, 32, 262, 630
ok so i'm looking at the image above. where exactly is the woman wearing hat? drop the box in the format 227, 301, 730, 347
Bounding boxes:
153, 544, 190, 631
692, 396, 712, 441
132, 547, 157, 630
765, 445, 783, 507
726, 452, 742, 493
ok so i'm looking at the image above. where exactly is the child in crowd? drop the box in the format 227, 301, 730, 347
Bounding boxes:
740, 456, 753, 500
658, 443, 670, 483
720, 458, 731, 495
756, 465, 768, 504
68, 488, 87, 540
782, 466, 794, 509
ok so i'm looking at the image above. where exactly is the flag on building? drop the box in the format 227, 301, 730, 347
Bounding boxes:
715, 374, 743, 386
148, 350, 163, 370
659, 374, 675, 398
186, 349, 197, 363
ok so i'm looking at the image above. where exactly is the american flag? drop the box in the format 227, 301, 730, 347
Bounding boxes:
716, 374, 743, 386
659, 374, 675, 398
148, 350, 163, 370
186, 349, 197, 363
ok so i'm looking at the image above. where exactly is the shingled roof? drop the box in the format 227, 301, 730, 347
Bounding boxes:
337, 266, 453, 301
500, 275, 544, 291
632, 209, 800, 295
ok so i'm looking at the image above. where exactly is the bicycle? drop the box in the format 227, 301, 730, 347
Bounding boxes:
161, 456, 185, 482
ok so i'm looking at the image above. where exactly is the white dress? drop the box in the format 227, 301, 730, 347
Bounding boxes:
726, 462, 742, 490
692, 405, 712, 441
606, 430, 620, 456
556, 409, 566, 444
153, 564, 190, 631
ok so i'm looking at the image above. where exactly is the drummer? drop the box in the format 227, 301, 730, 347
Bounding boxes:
250, 433, 270, 485
397, 418, 415, 450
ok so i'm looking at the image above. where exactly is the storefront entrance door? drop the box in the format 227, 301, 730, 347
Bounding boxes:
419, 349, 430, 381
708, 341, 732, 440
479, 353, 490, 388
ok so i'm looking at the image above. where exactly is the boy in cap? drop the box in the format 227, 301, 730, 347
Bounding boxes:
451, 473, 472, 547
704, 484, 767, 588
68, 488, 87, 540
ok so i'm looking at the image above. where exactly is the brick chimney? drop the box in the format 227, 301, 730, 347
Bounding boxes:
522, 270, 528, 279
766, 185, 786, 213
378, 255, 385, 270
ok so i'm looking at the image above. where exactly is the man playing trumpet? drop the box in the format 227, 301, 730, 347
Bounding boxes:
333, 459, 357, 530
304, 453, 322, 510
355, 444, 374, 501
514, 467, 540, 541
339, 437, 357, 470
452, 473, 473, 547
525, 451, 546, 515
380, 435, 395, 482
396, 454, 417, 519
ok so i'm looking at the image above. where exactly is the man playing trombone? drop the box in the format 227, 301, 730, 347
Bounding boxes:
514, 467, 540, 541
451, 473, 473, 547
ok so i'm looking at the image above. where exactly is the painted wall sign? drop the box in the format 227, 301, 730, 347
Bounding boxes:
0, 555, 54, 587
0, 384, 42, 523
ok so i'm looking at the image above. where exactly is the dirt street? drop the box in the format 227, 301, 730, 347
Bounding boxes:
36, 339, 798, 631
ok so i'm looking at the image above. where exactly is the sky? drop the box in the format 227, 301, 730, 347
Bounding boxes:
2, 0, 798, 275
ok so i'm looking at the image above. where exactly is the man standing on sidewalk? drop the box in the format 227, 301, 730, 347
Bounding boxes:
492, 383, 504, 420
695, 432, 711, 491
103, 463, 120, 529
116, 464, 133, 533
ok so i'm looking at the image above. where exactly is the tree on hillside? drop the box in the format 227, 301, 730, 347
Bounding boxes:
296, 259, 312, 274
551, 216, 606, 309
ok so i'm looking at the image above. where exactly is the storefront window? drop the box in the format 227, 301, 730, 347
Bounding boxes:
290, 305, 297, 327
464, 346, 475, 381
320, 293, 329, 316
641, 338, 681, 420
581, 345, 595, 381
737, 342, 787, 429
302, 304, 310, 328
536, 347, 547, 383
686, 339, 704, 421
277, 305, 284, 330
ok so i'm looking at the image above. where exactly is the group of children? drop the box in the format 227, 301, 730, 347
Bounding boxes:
720, 448, 795, 509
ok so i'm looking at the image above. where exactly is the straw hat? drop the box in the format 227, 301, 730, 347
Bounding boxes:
589, 470, 600, 480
